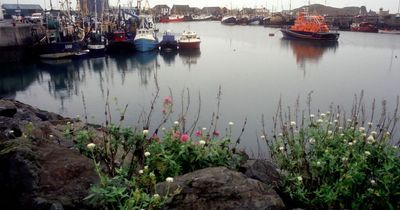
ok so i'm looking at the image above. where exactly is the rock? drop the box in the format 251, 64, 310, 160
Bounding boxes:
239, 159, 281, 187
0, 100, 17, 117
0, 138, 99, 210
156, 167, 285, 210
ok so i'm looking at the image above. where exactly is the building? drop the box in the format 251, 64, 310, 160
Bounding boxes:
1, 4, 43, 17
79, 0, 109, 16
201, 7, 221, 16
190, 7, 201, 15
171, 5, 190, 15
152, 4, 170, 16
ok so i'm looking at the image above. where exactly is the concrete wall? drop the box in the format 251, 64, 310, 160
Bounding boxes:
0, 8, 4, 20
0, 23, 33, 47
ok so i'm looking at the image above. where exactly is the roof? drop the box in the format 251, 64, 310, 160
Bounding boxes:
153, 4, 169, 9
2, 4, 43, 10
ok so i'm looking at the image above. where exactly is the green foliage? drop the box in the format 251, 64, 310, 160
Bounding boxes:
268, 113, 400, 209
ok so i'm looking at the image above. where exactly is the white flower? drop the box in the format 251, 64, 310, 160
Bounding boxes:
297, 176, 303, 181
278, 133, 283, 136
386, 132, 391, 136
393, 146, 398, 149
370, 179, 376, 185
199, 140, 206, 145
310, 114, 315, 118
76, 114, 80, 118
162, 127, 166, 131
359, 127, 365, 133
153, 194, 160, 198
339, 127, 343, 130
290, 121, 296, 127
343, 139, 347, 143
342, 157, 348, 162
316, 161, 321, 166
327, 130, 333, 135
367, 135, 375, 143
166, 177, 174, 183
144, 152, 151, 157
350, 127, 354, 130
149, 172, 155, 177
174, 121, 179, 125
348, 142, 353, 146
229, 122, 234, 126
202, 127, 207, 131
370, 131, 377, 137
320, 113, 326, 118
9, 130, 14, 134
143, 129, 149, 135
87, 143, 96, 150
353, 140, 357, 144
49, 134, 54, 138
317, 119, 323, 123
347, 119, 352, 122
309, 138, 315, 144
67, 121, 71, 125
340, 134, 345, 137
368, 122, 373, 126
365, 151, 371, 156
260, 135, 266, 139
279, 146, 284, 151
361, 133, 367, 137
333, 119, 338, 123
326, 111, 331, 116
144, 166, 149, 170
139, 170, 144, 174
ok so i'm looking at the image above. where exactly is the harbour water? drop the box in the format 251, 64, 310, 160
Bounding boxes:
1, 22, 400, 154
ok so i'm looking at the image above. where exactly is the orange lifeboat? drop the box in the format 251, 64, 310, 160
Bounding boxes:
280, 11, 339, 41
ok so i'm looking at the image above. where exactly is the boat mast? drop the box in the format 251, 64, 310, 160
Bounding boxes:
94, 0, 97, 31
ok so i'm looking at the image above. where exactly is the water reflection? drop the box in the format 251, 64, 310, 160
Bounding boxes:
159, 50, 178, 65
179, 49, 201, 70
0, 64, 40, 98
281, 39, 338, 74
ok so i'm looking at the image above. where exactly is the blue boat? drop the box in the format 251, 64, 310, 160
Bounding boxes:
159, 30, 178, 51
134, 16, 159, 52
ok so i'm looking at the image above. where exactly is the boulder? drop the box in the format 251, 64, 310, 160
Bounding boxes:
0, 100, 17, 117
239, 159, 281, 187
156, 167, 285, 210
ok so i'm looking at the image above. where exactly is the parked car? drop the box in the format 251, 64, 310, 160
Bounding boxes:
30, 13, 42, 22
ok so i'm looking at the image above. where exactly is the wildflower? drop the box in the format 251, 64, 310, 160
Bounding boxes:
87, 143, 96, 150
139, 170, 144, 174
161, 127, 166, 131
260, 135, 266, 139
320, 113, 326, 118
9, 130, 14, 134
143, 129, 149, 135
181, 134, 189, 142
199, 140, 206, 145
386, 132, 390, 136
393, 145, 398, 149
163, 96, 172, 105
343, 139, 347, 143
309, 138, 316, 144
370, 131, 377, 137
327, 130, 333, 135
144, 166, 149, 170
361, 133, 367, 137
76, 114, 80, 118
49, 134, 54, 138
326, 111, 331, 116
153, 194, 160, 198
279, 146, 284, 151
359, 127, 365, 133
342, 157, 348, 162
370, 179, 376, 185
339, 127, 343, 130
347, 119, 352, 122
166, 177, 174, 183
316, 161, 321, 166
213, 130, 220, 136
202, 127, 207, 131
297, 176, 303, 181
317, 119, 323, 123
67, 121, 71, 125
367, 135, 375, 144
173, 132, 180, 139
333, 119, 338, 123
348, 142, 353, 146
290, 121, 296, 127
325, 149, 329, 153
278, 133, 283, 137
368, 122, 373, 127
340, 134, 345, 137
353, 140, 357, 144
350, 127, 354, 130
229, 122, 234, 126
149, 172, 155, 177
195, 130, 202, 137
310, 114, 315, 118
174, 121, 179, 125
365, 151, 371, 156
144, 152, 151, 157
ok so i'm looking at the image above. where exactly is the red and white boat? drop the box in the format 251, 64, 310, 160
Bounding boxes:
178, 31, 201, 49
159, 15, 185, 23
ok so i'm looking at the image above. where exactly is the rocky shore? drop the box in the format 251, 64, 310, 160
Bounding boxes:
0, 99, 286, 210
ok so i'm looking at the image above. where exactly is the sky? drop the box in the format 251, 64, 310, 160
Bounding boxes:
1, 0, 400, 13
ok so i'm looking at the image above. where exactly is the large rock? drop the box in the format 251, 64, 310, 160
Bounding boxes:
0, 100, 17, 117
156, 167, 285, 210
239, 159, 281, 187
0, 99, 99, 209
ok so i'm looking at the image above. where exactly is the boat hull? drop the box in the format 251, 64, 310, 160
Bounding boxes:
134, 38, 159, 52
159, 17, 185, 23
178, 41, 200, 49
38, 41, 84, 59
378, 30, 400, 35
280, 29, 339, 41
221, 16, 237, 25
88, 44, 106, 55
160, 41, 178, 51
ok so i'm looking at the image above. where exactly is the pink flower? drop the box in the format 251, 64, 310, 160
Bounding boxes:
180, 134, 189, 142
162, 108, 167, 114
212, 130, 220, 137
163, 96, 172, 105
195, 130, 202, 137
151, 134, 159, 141
172, 132, 180, 139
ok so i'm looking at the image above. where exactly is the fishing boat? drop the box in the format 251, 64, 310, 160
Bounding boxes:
134, 16, 159, 52
88, 31, 107, 55
159, 30, 178, 51
178, 31, 201, 49
107, 30, 135, 52
351, 22, 378, 33
280, 11, 339, 41
378, 29, 400, 35
247, 16, 263, 25
221, 16, 237, 25
159, 15, 185, 23
191, 14, 213, 21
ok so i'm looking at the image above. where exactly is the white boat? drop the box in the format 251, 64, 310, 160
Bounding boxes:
191, 15, 213, 21
178, 31, 201, 49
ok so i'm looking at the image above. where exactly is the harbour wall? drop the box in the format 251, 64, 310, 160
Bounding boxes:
0, 23, 33, 47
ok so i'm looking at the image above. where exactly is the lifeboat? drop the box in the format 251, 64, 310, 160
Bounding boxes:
351, 22, 378, 33
280, 12, 339, 41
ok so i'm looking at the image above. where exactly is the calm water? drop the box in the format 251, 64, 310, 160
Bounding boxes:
1, 22, 400, 154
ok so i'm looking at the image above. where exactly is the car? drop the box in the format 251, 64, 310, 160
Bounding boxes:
30, 13, 42, 22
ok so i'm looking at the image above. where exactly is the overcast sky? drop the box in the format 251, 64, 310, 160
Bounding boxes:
2, 0, 400, 13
